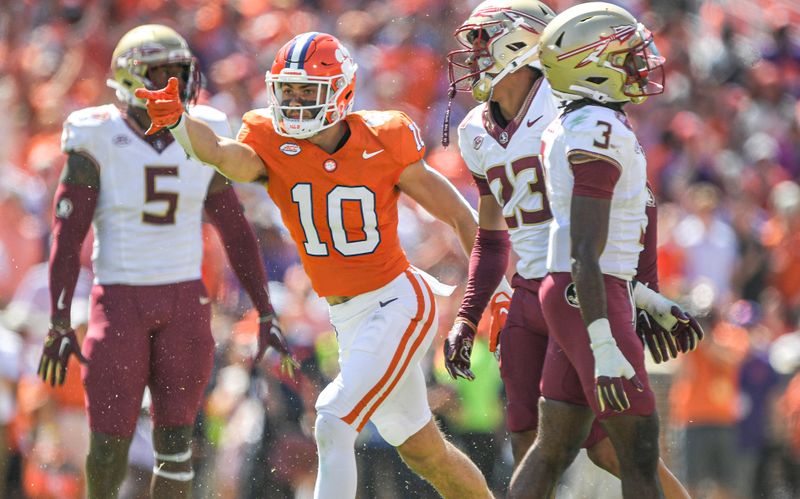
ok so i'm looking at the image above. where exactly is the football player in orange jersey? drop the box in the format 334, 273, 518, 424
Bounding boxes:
136, 32, 493, 499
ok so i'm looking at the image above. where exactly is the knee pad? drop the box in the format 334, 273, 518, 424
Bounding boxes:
153, 448, 194, 482
314, 412, 357, 454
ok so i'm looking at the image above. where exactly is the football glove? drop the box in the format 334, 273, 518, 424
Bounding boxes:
134, 77, 184, 135
588, 319, 643, 413
38, 325, 88, 387
632, 284, 704, 354
256, 312, 300, 377
636, 309, 679, 364
444, 318, 477, 381
488, 277, 512, 360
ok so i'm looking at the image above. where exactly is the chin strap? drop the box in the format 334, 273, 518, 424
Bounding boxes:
441, 84, 457, 148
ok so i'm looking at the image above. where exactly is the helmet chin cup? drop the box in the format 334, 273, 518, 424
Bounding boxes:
471, 75, 493, 102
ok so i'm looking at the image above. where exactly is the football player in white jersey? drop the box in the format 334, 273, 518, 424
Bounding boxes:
444, 2, 698, 498
37, 25, 295, 499
506, 4, 695, 498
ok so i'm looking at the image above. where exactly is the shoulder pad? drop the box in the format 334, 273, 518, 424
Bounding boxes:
61, 105, 119, 153
188, 104, 231, 137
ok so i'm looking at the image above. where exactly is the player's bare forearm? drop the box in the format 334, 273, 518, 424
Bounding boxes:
179, 114, 266, 183
570, 195, 611, 326
398, 160, 478, 255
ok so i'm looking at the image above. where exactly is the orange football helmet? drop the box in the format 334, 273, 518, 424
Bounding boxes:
266, 32, 358, 138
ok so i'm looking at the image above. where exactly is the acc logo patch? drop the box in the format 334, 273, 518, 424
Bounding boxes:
473, 136, 484, 150
280, 143, 302, 156
56, 198, 73, 219
112, 134, 131, 147
564, 282, 580, 308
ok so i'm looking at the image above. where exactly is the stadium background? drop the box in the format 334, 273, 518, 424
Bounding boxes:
1, 0, 800, 497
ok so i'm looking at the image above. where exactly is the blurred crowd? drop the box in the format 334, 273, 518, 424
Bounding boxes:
2, 0, 800, 497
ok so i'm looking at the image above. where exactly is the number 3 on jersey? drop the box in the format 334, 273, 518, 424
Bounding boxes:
291, 184, 380, 257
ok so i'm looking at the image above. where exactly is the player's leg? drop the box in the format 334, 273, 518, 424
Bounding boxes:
313, 270, 435, 498
508, 388, 594, 497
396, 416, 490, 499
82, 284, 151, 499
587, 437, 690, 499
150, 425, 194, 498
499, 281, 549, 467
576, 276, 663, 498
148, 281, 215, 498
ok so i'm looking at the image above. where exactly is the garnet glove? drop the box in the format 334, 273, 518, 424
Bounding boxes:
444, 318, 477, 381
38, 325, 88, 387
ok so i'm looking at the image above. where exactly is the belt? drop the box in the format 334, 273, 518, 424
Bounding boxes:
326, 295, 353, 306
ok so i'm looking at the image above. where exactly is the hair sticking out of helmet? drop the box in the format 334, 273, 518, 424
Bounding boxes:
266, 32, 358, 139
107, 24, 200, 109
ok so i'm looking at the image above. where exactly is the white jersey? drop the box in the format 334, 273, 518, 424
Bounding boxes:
61, 104, 231, 285
458, 77, 560, 279
541, 104, 648, 280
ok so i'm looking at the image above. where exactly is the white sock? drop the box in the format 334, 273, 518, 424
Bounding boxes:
313, 412, 358, 499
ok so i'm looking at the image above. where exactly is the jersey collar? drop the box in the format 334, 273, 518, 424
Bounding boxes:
482, 76, 542, 149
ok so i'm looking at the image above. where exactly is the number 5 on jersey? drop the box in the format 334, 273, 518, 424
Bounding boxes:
291, 184, 380, 257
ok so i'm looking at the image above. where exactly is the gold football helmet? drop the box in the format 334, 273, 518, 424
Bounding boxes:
538, 2, 665, 104
448, 0, 556, 102
107, 24, 200, 108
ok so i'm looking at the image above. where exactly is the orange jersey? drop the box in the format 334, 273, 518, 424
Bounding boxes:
238, 110, 426, 297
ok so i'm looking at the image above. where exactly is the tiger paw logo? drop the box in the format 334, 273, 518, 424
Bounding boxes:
564, 282, 580, 308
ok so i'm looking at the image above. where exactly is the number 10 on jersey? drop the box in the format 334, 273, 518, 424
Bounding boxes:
291, 183, 380, 257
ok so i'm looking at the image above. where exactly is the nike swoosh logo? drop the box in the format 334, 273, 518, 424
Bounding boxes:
379, 297, 398, 308
199, 296, 211, 305
362, 149, 384, 159
57, 289, 67, 310
527, 116, 543, 127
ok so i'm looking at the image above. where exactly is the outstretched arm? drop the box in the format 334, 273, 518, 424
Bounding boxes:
135, 77, 266, 182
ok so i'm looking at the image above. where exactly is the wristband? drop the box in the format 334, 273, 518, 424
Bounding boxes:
453, 316, 477, 333
168, 114, 203, 164
587, 318, 614, 349
632, 282, 672, 314
258, 313, 276, 324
